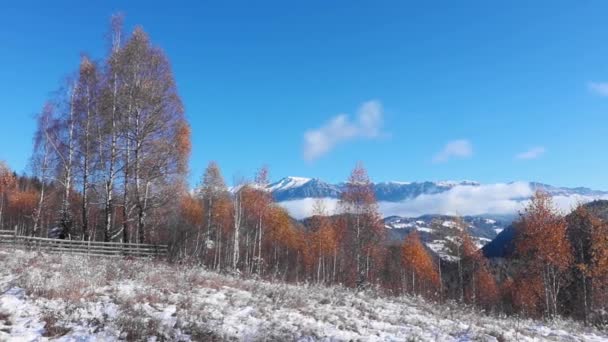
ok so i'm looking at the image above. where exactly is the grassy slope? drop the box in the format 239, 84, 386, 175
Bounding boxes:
0, 248, 606, 341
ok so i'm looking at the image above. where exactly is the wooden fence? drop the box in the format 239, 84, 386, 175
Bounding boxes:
0, 229, 168, 259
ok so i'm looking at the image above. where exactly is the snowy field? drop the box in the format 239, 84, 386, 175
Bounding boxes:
1, 248, 607, 341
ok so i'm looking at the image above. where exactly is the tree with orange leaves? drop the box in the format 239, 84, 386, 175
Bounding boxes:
512, 274, 545, 317
474, 262, 500, 311
461, 223, 481, 303
515, 191, 572, 318
178, 192, 204, 261
338, 163, 385, 287
401, 231, 439, 297
590, 211, 608, 319
309, 199, 338, 284
444, 217, 481, 303
566, 205, 600, 323
8, 190, 38, 236
0, 161, 16, 230
263, 204, 297, 279
239, 181, 272, 275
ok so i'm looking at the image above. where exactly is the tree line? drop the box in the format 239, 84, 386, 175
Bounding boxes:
171, 160, 608, 327
1, 14, 607, 327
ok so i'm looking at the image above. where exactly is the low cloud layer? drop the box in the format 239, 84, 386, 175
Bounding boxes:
588, 82, 608, 97
516, 146, 545, 160
303, 100, 385, 161
277, 182, 608, 219
433, 140, 473, 163
279, 198, 340, 220
378, 182, 532, 217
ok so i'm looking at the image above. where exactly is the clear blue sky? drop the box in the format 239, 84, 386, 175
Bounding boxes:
1, 1, 608, 189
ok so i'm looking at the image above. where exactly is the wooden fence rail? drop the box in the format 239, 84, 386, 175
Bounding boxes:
0, 229, 167, 259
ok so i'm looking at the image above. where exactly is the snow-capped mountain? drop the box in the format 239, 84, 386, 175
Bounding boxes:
264, 177, 608, 258
270, 177, 341, 202
267, 177, 487, 202
264, 177, 608, 220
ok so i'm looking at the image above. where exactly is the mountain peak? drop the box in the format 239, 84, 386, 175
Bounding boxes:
268, 177, 312, 192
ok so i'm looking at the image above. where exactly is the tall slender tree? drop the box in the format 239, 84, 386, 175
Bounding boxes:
401, 231, 440, 297
196, 161, 229, 265
31, 104, 56, 236
515, 191, 572, 318
338, 163, 385, 286
0, 161, 16, 230
99, 13, 124, 242
115, 27, 189, 243
73, 56, 99, 241
566, 205, 597, 323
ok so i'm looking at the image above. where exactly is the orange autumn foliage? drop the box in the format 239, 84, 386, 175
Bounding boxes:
401, 231, 439, 297
180, 194, 203, 227
474, 265, 499, 309
591, 215, 608, 310
512, 274, 545, 317
515, 191, 572, 317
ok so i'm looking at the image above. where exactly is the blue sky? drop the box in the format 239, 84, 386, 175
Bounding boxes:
1, 1, 608, 189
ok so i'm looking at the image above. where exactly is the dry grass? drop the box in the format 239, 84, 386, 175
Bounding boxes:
41, 311, 71, 338
1, 249, 606, 341
115, 307, 162, 341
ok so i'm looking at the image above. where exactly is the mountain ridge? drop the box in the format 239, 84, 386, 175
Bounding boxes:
266, 176, 608, 202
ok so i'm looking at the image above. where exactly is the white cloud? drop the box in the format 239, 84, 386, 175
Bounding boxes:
378, 182, 532, 217
516, 146, 545, 160
278, 198, 339, 219
588, 82, 608, 97
432, 139, 473, 163
303, 100, 385, 161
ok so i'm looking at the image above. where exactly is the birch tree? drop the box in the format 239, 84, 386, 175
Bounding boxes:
116, 27, 189, 243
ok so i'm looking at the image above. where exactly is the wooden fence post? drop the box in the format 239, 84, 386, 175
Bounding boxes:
13, 225, 17, 250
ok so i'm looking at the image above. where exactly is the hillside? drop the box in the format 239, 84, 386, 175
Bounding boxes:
1, 249, 606, 341
383, 215, 508, 260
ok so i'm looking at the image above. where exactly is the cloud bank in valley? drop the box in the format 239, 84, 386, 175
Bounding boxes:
277, 182, 608, 219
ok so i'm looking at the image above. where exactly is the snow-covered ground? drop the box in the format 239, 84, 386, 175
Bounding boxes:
1, 249, 607, 341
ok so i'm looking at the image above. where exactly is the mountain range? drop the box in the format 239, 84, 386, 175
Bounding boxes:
267, 176, 608, 203
265, 176, 608, 219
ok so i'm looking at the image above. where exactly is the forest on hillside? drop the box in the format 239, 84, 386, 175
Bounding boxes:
1, 14, 607, 331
